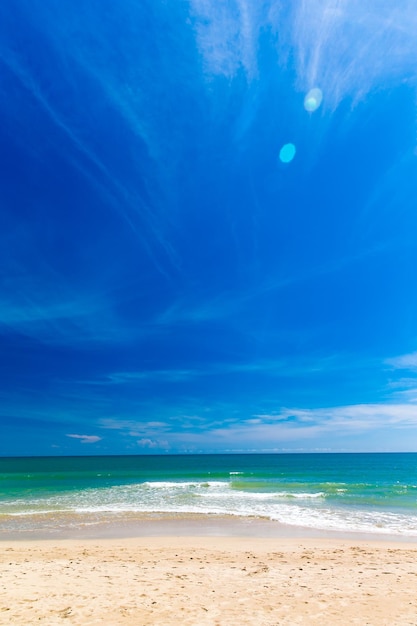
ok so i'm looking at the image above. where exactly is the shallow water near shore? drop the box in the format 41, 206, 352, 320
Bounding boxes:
1, 453, 417, 540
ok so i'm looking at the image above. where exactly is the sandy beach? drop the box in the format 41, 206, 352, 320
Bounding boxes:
1, 535, 417, 625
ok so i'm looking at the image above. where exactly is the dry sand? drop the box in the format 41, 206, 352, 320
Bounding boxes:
1, 536, 417, 625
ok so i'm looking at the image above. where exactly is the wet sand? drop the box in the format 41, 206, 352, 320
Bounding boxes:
1, 535, 417, 625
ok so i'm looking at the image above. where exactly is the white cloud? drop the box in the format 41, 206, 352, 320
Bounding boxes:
137, 438, 168, 449
100, 418, 169, 432
189, 0, 264, 79
189, 0, 417, 108
170, 401, 417, 451
99, 396, 417, 451
66, 434, 102, 444
206, 401, 417, 443
289, 0, 417, 107
281, 403, 417, 429
137, 438, 157, 448
386, 352, 417, 370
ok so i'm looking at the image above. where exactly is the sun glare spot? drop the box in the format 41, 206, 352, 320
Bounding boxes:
279, 143, 296, 163
304, 88, 323, 112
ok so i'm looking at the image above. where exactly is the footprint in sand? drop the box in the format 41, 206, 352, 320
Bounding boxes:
57, 606, 72, 618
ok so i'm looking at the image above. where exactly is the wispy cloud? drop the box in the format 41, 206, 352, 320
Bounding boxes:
289, 0, 417, 107
277, 402, 417, 430
106, 370, 197, 384
66, 433, 102, 444
190, 0, 417, 107
0, 273, 114, 345
155, 242, 391, 333
175, 401, 417, 451
97, 394, 417, 452
0, 26, 180, 280
386, 351, 417, 371
384, 352, 417, 404
189, 0, 264, 79
99, 418, 170, 436
81, 358, 325, 388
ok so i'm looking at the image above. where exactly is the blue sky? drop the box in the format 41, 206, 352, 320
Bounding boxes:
2, 0, 417, 455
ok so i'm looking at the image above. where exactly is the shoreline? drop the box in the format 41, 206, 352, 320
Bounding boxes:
2, 512, 417, 544
2, 534, 417, 624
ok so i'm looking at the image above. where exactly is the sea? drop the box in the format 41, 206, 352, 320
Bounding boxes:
1, 453, 417, 540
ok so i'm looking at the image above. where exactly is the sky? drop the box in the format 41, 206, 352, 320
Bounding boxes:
2, 0, 417, 455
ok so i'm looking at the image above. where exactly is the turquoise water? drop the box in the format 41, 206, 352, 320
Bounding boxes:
1, 453, 417, 537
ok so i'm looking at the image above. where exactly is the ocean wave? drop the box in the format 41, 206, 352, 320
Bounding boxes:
3, 500, 417, 537
2, 477, 417, 537
141, 481, 226, 489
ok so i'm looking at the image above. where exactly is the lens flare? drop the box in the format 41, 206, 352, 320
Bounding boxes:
279, 143, 296, 163
304, 88, 323, 112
